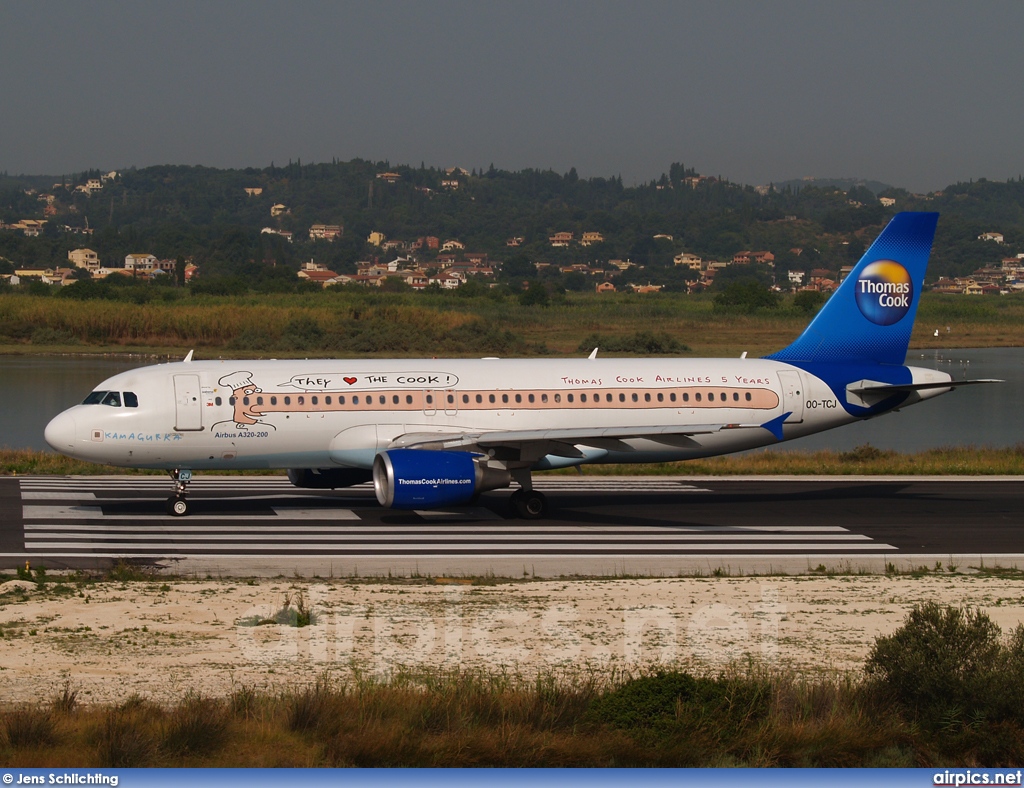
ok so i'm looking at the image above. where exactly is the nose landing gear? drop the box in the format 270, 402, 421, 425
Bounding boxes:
165, 469, 192, 516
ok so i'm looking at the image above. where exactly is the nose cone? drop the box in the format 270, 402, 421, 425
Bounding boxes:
44, 410, 78, 453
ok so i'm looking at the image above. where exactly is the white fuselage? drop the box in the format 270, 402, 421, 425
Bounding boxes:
43, 356, 952, 471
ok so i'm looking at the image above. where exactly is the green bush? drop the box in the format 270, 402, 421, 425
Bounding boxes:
865, 602, 1023, 723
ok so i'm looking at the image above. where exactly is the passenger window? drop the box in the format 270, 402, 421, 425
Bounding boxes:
476, 394, 483, 404
271, 396, 277, 405
644, 393, 651, 402
242, 396, 250, 406
515, 394, 522, 403
682, 393, 689, 402
541, 394, 548, 403
580, 393, 587, 403
631, 393, 638, 402
528, 393, 535, 403
657, 393, 664, 402
83, 391, 106, 405
298, 396, 305, 406
426, 395, 433, 404
733, 392, 739, 401
619, 393, 625, 402
448, 394, 455, 404
229, 396, 236, 405
256, 396, 264, 405
502, 394, 509, 404
554, 393, 561, 403
462, 394, 469, 404
215, 396, 222, 406
567, 394, 574, 403
489, 394, 496, 403
406, 395, 413, 404
284, 396, 291, 405
312, 396, 319, 405
606, 393, 613, 402
708, 393, 714, 402
745, 392, 752, 401
325, 396, 331, 405
339, 396, 346, 405
670, 393, 676, 402
124, 391, 139, 408
379, 395, 386, 405
695, 393, 702, 402
353, 395, 360, 405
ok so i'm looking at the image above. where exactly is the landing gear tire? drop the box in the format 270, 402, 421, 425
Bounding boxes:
510, 489, 546, 520
166, 495, 190, 517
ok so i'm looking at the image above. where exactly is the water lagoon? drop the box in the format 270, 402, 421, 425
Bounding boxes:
0, 349, 1019, 454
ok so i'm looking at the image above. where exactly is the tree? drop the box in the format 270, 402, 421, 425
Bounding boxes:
712, 279, 780, 313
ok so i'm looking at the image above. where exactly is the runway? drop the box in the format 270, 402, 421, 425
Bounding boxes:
1, 475, 1022, 576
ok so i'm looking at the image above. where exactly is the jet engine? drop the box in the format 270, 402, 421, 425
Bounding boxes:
372, 449, 511, 509
287, 467, 374, 489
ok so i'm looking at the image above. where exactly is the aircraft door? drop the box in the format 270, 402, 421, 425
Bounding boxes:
422, 390, 437, 416
444, 389, 459, 416
173, 374, 203, 431
778, 370, 804, 423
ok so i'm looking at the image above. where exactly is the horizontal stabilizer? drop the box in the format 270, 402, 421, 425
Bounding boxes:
847, 378, 1002, 395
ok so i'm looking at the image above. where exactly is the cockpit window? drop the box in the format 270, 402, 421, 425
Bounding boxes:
123, 391, 139, 408
100, 391, 122, 407
83, 391, 106, 405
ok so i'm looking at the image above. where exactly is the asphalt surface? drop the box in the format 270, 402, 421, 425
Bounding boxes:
1, 475, 1022, 576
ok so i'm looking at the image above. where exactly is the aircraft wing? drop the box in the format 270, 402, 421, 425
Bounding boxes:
388, 417, 788, 459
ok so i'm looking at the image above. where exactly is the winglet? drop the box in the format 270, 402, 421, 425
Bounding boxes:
760, 412, 790, 441
588, 348, 598, 360
183, 350, 194, 363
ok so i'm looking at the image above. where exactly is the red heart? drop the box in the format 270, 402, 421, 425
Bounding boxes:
344, 377, 357, 385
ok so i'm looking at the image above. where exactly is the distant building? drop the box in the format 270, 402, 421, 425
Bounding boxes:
880, 197, 896, 207
979, 232, 1004, 243
595, 282, 616, 293
673, 253, 702, 270
244, 187, 263, 196
309, 224, 343, 242
549, 232, 574, 247
376, 172, 401, 183
270, 204, 288, 217
124, 253, 157, 271
68, 248, 100, 270
580, 232, 604, 246
367, 231, 387, 246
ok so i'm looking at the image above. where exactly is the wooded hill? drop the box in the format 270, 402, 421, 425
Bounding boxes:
2, 161, 1024, 288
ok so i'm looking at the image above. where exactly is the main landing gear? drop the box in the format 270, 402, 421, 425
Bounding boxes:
165, 469, 192, 516
509, 469, 547, 519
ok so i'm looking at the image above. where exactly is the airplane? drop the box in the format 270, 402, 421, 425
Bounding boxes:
44, 212, 995, 519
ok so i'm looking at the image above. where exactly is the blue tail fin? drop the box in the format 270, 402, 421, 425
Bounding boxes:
766, 212, 939, 366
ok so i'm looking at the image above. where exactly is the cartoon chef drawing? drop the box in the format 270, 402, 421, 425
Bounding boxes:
218, 371, 265, 428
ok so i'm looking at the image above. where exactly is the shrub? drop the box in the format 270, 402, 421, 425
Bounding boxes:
3, 706, 57, 748
161, 692, 228, 756
865, 602, 1008, 721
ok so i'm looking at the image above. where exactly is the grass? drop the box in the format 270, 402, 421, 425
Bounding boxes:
0, 662, 1019, 766
3, 445, 1022, 477
5, 290, 1024, 357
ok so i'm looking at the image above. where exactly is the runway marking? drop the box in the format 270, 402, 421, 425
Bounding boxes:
15, 478, 896, 556
23, 542, 896, 552
269, 507, 361, 520
22, 523, 854, 534
23, 505, 103, 520
22, 492, 98, 500
415, 507, 504, 521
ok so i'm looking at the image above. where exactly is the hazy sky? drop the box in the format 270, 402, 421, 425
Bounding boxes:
3, 1, 1023, 192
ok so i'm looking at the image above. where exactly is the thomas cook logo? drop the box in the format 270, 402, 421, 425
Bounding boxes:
855, 260, 913, 325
